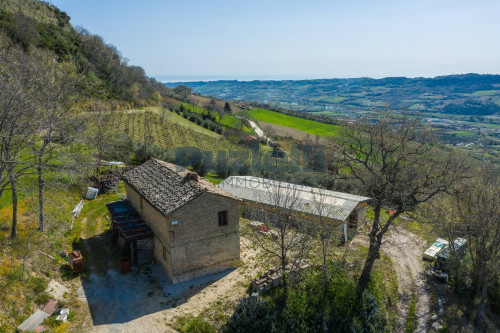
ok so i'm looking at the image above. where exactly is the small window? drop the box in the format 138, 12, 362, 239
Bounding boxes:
140, 197, 143, 210
218, 210, 228, 226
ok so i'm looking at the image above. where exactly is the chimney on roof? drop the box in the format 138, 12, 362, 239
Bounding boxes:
186, 172, 199, 182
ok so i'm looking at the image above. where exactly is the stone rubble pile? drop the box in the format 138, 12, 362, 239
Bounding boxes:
252, 259, 311, 293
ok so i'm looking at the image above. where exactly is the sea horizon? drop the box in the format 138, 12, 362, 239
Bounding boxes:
156, 74, 333, 83
156, 73, 499, 84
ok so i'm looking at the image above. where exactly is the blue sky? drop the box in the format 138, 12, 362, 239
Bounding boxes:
51, 0, 500, 81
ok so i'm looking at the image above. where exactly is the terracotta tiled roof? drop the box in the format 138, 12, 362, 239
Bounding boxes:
122, 159, 236, 216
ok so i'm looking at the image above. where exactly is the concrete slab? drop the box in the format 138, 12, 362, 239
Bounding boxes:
17, 310, 49, 331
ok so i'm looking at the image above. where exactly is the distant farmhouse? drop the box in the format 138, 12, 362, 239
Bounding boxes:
109, 159, 240, 284
219, 176, 370, 241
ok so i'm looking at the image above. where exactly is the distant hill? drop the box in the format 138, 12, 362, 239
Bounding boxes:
166, 74, 500, 116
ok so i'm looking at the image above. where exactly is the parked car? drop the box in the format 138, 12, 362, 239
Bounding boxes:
437, 237, 467, 261
436, 237, 467, 269
423, 238, 449, 260
427, 238, 468, 282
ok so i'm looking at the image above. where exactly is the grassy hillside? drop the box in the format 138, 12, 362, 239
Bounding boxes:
250, 108, 341, 137
0, 178, 127, 331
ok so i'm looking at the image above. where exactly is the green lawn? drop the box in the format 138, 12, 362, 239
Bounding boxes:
250, 108, 341, 137
450, 130, 475, 136
204, 172, 222, 184
409, 103, 425, 110
472, 90, 500, 96
323, 96, 346, 104
220, 114, 240, 129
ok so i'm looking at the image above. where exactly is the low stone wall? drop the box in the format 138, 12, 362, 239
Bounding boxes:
252, 259, 311, 293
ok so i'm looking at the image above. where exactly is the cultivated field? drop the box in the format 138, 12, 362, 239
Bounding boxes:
250, 108, 341, 137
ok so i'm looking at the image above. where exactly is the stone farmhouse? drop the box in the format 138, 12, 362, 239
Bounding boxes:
114, 158, 240, 284
218, 176, 370, 241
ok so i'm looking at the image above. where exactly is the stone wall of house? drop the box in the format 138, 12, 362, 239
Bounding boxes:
125, 184, 240, 284
167, 192, 240, 283
125, 184, 172, 277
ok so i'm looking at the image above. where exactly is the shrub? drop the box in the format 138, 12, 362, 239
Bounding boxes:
35, 292, 51, 305
174, 316, 216, 333
359, 290, 386, 332
29, 276, 47, 293
223, 299, 275, 333
224, 267, 367, 332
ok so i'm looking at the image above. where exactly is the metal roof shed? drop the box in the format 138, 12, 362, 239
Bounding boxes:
218, 176, 370, 241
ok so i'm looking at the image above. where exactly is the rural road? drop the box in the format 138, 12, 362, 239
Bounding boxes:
246, 119, 265, 137
352, 226, 430, 332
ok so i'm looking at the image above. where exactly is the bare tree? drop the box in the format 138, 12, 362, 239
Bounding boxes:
454, 168, 499, 327
263, 125, 274, 139
246, 178, 313, 298
335, 110, 466, 296
309, 188, 343, 286
422, 166, 500, 329
206, 97, 226, 124
85, 103, 118, 176
0, 46, 38, 238
28, 55, 82, 231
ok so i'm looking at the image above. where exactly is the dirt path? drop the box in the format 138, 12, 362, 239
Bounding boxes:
352, 226, 430, 332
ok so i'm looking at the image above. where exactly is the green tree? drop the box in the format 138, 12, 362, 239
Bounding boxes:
152, 90, 162, 106
224, 101, 231, 114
